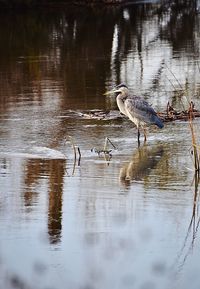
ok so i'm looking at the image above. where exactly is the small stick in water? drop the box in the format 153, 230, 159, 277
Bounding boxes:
77, 147, 81, 166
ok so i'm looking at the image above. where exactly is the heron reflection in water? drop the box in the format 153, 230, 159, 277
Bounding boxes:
119, 145, 164, 186
104, 84, 164, 146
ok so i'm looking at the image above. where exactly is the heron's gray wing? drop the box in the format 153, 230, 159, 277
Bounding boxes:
124, 96, 159, 125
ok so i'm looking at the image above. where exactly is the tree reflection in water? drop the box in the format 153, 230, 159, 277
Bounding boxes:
24, 158, 66, 244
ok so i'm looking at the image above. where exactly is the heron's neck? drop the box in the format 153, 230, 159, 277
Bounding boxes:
118, 90, 128, 99
116, 94, 127, 116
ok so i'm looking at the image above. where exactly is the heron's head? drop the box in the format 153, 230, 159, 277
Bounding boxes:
104, 83, 129, 97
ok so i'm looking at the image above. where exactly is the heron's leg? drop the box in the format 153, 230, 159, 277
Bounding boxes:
137, 128, 140, 147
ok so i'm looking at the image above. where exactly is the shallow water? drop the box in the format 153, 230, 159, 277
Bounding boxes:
0, 1, 200, 289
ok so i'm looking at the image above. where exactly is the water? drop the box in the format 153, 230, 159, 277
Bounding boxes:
0, 2, 200, 289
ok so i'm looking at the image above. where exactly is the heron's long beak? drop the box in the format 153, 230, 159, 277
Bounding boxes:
103, 89, 121, 96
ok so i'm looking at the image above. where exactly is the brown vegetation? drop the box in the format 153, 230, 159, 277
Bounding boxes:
159, 101, 200, 123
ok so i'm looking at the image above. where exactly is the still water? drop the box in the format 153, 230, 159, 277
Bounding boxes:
0, 1, 200, 289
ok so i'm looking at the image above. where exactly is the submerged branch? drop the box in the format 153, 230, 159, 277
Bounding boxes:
159, 101, 200, 123
66, 102, 200, 123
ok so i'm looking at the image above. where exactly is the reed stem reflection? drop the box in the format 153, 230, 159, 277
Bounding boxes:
172, 171, 200, 277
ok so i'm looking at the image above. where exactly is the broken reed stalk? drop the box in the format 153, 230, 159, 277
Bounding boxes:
165, 64, 200, 172
104, 137, 117, 151
189, 108, 200, 173
68, 136, 81, 175
190, 171, 200, 230
68, 136, 77, 175
77, 147, 81, 166
165, 63, 182, 90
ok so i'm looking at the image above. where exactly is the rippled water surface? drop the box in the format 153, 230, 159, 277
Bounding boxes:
0, 1, 200, 289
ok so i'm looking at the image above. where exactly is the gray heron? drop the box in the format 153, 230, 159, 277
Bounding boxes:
104, 84, 164, 145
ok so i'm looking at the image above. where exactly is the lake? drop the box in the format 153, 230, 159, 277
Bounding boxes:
0, 1, 200, 289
